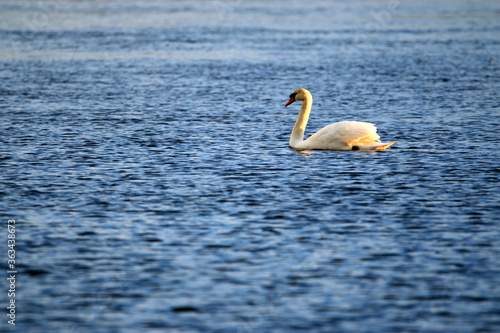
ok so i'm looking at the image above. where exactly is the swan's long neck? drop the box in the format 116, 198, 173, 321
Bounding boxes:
289, 92, 312, 148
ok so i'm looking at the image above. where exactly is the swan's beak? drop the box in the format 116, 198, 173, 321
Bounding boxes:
285, 97, 295, 107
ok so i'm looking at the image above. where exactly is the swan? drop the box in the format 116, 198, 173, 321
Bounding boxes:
285, 88, 397, 150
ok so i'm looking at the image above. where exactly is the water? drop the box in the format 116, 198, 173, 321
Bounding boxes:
1, 0, 500, 332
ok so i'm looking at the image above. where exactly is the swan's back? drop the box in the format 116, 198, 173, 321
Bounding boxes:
298, 121, 381, 150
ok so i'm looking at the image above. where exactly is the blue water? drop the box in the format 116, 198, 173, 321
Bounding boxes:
1, 1, 500, 332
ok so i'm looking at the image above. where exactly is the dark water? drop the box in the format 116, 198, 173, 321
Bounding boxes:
1, 0, 500, 332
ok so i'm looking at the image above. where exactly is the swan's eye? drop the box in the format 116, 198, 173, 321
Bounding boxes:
290, 93, 297, 99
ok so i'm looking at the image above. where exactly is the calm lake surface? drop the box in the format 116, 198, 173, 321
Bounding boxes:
1, 0, 500, 332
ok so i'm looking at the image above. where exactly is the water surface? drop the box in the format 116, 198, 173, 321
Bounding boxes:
1, 0, 500, 332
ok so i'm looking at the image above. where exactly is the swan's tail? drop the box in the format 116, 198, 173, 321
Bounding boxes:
375, 141, 398, 150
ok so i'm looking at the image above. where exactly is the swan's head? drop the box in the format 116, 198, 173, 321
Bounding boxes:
285, 88, 311, 107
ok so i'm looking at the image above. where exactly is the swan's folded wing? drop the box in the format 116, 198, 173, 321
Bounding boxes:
336, 121, 381, 144
305, 121, 380, 149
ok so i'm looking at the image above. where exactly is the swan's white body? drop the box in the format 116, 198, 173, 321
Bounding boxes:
285, 89, 396, 151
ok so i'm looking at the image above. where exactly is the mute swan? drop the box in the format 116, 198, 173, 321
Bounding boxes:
285, 88, 397, 150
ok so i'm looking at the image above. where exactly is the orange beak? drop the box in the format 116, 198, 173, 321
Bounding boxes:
285, 97, 295, 107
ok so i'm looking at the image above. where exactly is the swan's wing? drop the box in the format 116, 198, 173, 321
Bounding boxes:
333, 121, 380, 144
303, 121, 380, 149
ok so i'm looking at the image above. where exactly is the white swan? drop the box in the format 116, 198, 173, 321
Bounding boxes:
285, 88, 397, 150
